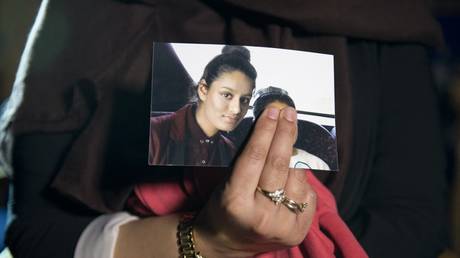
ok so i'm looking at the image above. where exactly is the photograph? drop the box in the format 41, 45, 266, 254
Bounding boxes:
149, 42, 338, 171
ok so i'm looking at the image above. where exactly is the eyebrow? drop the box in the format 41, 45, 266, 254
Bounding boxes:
221, 87, 253, 97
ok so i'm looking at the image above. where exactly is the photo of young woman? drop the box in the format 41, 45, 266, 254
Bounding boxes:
253, 86, 331, 170
148, 46, 257, 166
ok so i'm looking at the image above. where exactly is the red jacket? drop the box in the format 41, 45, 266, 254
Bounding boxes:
131, 170, 369, 258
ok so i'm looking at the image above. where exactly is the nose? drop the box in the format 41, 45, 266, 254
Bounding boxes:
229, 98, 241, 115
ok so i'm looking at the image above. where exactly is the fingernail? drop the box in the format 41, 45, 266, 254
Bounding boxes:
266, 107, 279, 120
283, 107, 296, 122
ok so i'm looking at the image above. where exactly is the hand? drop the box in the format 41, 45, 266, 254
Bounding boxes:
194, 106, 317, 258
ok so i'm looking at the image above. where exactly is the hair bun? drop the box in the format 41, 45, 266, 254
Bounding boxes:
222, 45, 251, 61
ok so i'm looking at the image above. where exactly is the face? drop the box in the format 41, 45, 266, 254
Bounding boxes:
196, 70, 253, 136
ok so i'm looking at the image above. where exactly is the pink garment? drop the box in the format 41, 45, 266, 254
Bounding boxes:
131, 170, 368, 258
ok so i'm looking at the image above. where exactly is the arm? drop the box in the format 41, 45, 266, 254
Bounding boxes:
7, 107, 316, 258
5, 130, 177, 258
114, 214, 180, 258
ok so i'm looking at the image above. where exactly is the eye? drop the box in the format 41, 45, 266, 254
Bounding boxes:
221, 92, 233, 99
240, 97, 251, 105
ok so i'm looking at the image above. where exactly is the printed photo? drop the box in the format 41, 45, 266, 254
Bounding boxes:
149, 42, 338, 171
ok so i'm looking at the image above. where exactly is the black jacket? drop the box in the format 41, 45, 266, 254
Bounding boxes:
3, 1, 448, 257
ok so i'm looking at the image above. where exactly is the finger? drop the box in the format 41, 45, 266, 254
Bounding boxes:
257, 107, 297, 194
283, 169, 308, 205
228, 107, 280, 196
266, 169, 315, 246
292, 173, 316, 230
283, 169, 310, 215
273, 168, 307, 221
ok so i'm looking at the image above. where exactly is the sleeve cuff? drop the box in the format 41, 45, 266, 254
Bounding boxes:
74, 212, 139, 258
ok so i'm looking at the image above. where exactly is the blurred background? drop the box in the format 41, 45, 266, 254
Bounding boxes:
0, 0, 459, 256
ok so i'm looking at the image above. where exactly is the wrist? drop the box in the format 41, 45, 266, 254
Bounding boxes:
177, 213, 205, 258
192, 215, 254, 258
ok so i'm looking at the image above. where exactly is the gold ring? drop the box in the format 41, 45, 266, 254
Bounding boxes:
298, 202, 308, 212
282, 197, 308, 214
256, 187, 286, 205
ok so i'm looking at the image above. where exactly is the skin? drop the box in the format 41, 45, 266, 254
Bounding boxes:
195, 70, 253, 137
263, 100, 299, 156
115, 106, 317, 258
265, 100, 290, 111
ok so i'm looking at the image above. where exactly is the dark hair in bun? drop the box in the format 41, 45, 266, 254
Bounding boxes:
190, 45, 257, 102
252, 86, 296, 120
221, 45, 251, 61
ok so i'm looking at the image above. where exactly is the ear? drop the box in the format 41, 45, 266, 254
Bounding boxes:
198, 79, 208, 102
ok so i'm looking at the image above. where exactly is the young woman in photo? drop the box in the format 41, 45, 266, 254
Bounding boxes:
149, 45, 257, 166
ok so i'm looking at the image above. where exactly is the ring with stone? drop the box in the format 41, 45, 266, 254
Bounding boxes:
256, 187, 286, 205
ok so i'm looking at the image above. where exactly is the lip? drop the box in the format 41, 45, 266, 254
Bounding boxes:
222, 115, 240, 124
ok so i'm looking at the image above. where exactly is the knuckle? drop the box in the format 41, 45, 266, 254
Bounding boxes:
280, 121, 297, 139
271, 156, 290, 174
256, 116, 277, 131
306, 189, 317, 203
245, 144, 267, 161
279, 227, 304, 247
222, 187, 250, 213
224, 200, 243, 219
295, 186, 309, 200
222, 195, 250, 221
250, 213, 272, 237
293, 169, 307, 184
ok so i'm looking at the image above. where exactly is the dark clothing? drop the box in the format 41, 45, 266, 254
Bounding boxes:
3, 1, 448, 258
149, 104, 236, 166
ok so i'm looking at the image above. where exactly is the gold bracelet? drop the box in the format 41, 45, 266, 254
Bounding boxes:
177, 213, 205, 258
